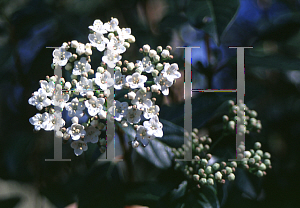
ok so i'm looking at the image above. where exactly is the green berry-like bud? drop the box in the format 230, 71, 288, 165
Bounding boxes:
200, 178, 207, 185
226, 167, 233, 174
153, 55, 160, 62
213, 163, 220, 171
264, 159, 271, 167
249, 110, 257, 118
256, 170, 264, 177
230, 161, 237, 168
157, 46, 163, 53
228, 173, 235, 181
201, 159, 208, 166
264, 152, 271, 159
244, 151, 251, 158
248, 158, 255, 165
228, 121, 235, 130
254, 142, 261, 150
253, 155, 261, 162
193, 174, 200, 181
256, 150, 263, 157
215, 171, 222, 180
223, 115, 229, 122
156, 63, 163, 71
207, 178, 214, 185
198, 168, 205, 176
205, 166, 212, 174
259, 163, 267, 171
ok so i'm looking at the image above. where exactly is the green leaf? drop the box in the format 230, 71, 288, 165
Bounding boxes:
186, 0, 239, 45
134, 138, 174, 169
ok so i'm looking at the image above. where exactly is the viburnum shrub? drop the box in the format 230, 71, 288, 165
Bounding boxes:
28, 18, 181, 156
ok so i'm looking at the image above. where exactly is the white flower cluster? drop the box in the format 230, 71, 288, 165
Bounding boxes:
28, 18, 181, 156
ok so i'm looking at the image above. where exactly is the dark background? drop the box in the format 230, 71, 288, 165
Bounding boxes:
1, 0, 300, 207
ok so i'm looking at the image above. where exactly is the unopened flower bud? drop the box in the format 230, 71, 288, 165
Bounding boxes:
124, 42, 130, 48
215, 171, 222, 180
193, 174, 200, 181
161, 49, 170, 58
157, 46, 163, 53
152, 69, 159, 77
127, 62, 134, 71
254, 142, 261, 150
228, 121, 235, 130
108, 33, 115, 39
256, 170, 264, 177
128, 35, 135, 43
143, 44, 150, 53
264, 152, 271, 159
153, 55, 160, 62
156, 63, 163, 71
149, 49, 157, 57
248, 158, 255, 165
228, 173, 235, 181
97, 66, 105, 73
226, 167, 233, 174
64, 82, 72, 90
253, 155, 261, 162
127, 91, 136, 99
207, 178, 214, 185
200, 178, 207, 185
212, 163, 220, 171
71, 40, 79, 48
205, 166, 212, 174
86, 91, 94, 98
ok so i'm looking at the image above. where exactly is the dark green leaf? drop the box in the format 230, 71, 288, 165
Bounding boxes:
186, 0, 239, 45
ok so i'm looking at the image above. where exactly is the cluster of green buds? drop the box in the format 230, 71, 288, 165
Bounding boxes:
223, 100, 262, 135
237, 142, 272, 177
172, 100, 271, 189
172, 128, 237, 188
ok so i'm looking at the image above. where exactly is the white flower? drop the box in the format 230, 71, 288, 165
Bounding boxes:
113, 100, 128, 121
84, 126, 100, 143
67, 123, 86, 140
131, 91, 152, 110
126, 72, 147, 89
66, 98, 85, 118
71, 140, 88, 156
143, 115, 163, 137
44, 112, 65, 131
84, 96, 105, 117
39, 80, 55, 97
151, 84, 160, 93
117, 27, 131, 41
95, 71, 114, 90
154, 74, 173, 95
103, 18, 119, 32
114, 70, 126, 90
102, 49, 122, 68
143, 105, 160, 119
126, 106, 142, 124
89, 19, 107, 34
28, 89, 51, 110
52, 45, 72, 66
52, 88, 70, 110
72, 57, 91, 76
136, 125, 154, 140
88, 32, 109, 52
76, 77, 94, 96
29, 112, 49, 131
107, 37, 126, 54
140, 56, 155, 73
161, 63, 181, 82
161, 49, 170, 58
